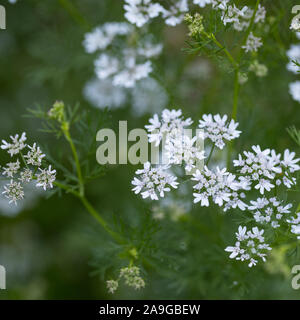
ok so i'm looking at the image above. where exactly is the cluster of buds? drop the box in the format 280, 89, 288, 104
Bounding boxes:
106, 265, 145, 294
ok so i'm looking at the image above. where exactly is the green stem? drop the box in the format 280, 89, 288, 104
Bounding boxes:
58, 0, 91, 30
79, 196, 123, 244
231, 70, 240, 121
205, 143, 215, 166
64, 129, 85, 197
208, 33, 238, 70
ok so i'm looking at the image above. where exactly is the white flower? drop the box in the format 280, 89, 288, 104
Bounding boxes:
249, 197, 292, 228
2, 180, 24, 205
83, 22, 132, 53
2, 160, 20, 178
163, 0, 189, 26
145, 109, 192, 147
192, 166, 239, 207
287, 213, 300, 239
290, 16, 300, 31
36, 165, 56, 191
24, 143, 45, 166
225, 226, 271, 267
112, 57, 152, 88
193, 0, 212, 8
106, 280, 119, 294
132, 162, 178, 200
1, 132, 27, 157
164, 134, 206, 172
198, 114, 241, 149
289, 81, 300, 103
286, 44, 300, 74
83, 78, 127, 110
233, 145, 281, 194
19, 168, 33, 183
94, 54, 119, 80
223, 177, 250, 212
124, 0, 164, 27
281, 149, 300, 172
137, 41, 163, 58
242, 32, 262, 53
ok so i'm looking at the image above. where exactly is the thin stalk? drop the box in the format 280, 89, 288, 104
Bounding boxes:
205, 143, 215, 166
207, 33, 239, 70
64, 129, 85, 197
79, 196, 124, 244
231, 70, 240, 121
58, 0, 91, 30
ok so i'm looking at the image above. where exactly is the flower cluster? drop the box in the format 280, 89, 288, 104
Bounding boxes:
286, 33, 300, 102
123, 0, 266, 31
1, 132, 56, 205
198, 114, 241, 149
287, 212, 300, 239
248, 197, 293, 229
225, 226, 272, 267
106, 265, 145, 294
233, 146, 300, 194
83, 22, 162, 88
145, 109, 193, 147
242, 32, 262, 53
124, 0, 189, 27
132, 162, 178, 200
132, 109, 300, 268
192, 166, 239, 207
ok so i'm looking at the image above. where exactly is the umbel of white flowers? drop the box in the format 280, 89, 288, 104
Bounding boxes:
1, 132, 56, 205
131, 108, 300, 268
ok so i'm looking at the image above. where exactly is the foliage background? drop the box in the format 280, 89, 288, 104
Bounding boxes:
0, 0, 300, 299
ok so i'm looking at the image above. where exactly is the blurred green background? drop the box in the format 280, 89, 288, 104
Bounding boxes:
0, 0, 300, 299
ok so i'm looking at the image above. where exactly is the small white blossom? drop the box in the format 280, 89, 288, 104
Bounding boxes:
193, 0, 212, 8
132, 162, 178, 200
287, 212, 300, 239
286, 44, 300, 74
198, 114, 241, 149
248, 197, 293, 228
2, 180, 24, 205
119, 266, 145, 290
164, 134, 206, 172
242, 32, 262, 53
36, 165, 56, 191
233, 145, 281, 194
24, 143, 46, 166
106, 280, 119, 294
289, 81, 300, 103
124, 0, 164, 27
83, 22, 132, 53
145, 109, 193, 147
192, 166, 239, 207
94, 53, 119, 80
112, 56, 152, 88
19, 168, 33, 183
2, 160, 20, 178
162, 0, 189, 26
83, 78, 127, 110
225, 226, 271, 267
1, 132, 27, 157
